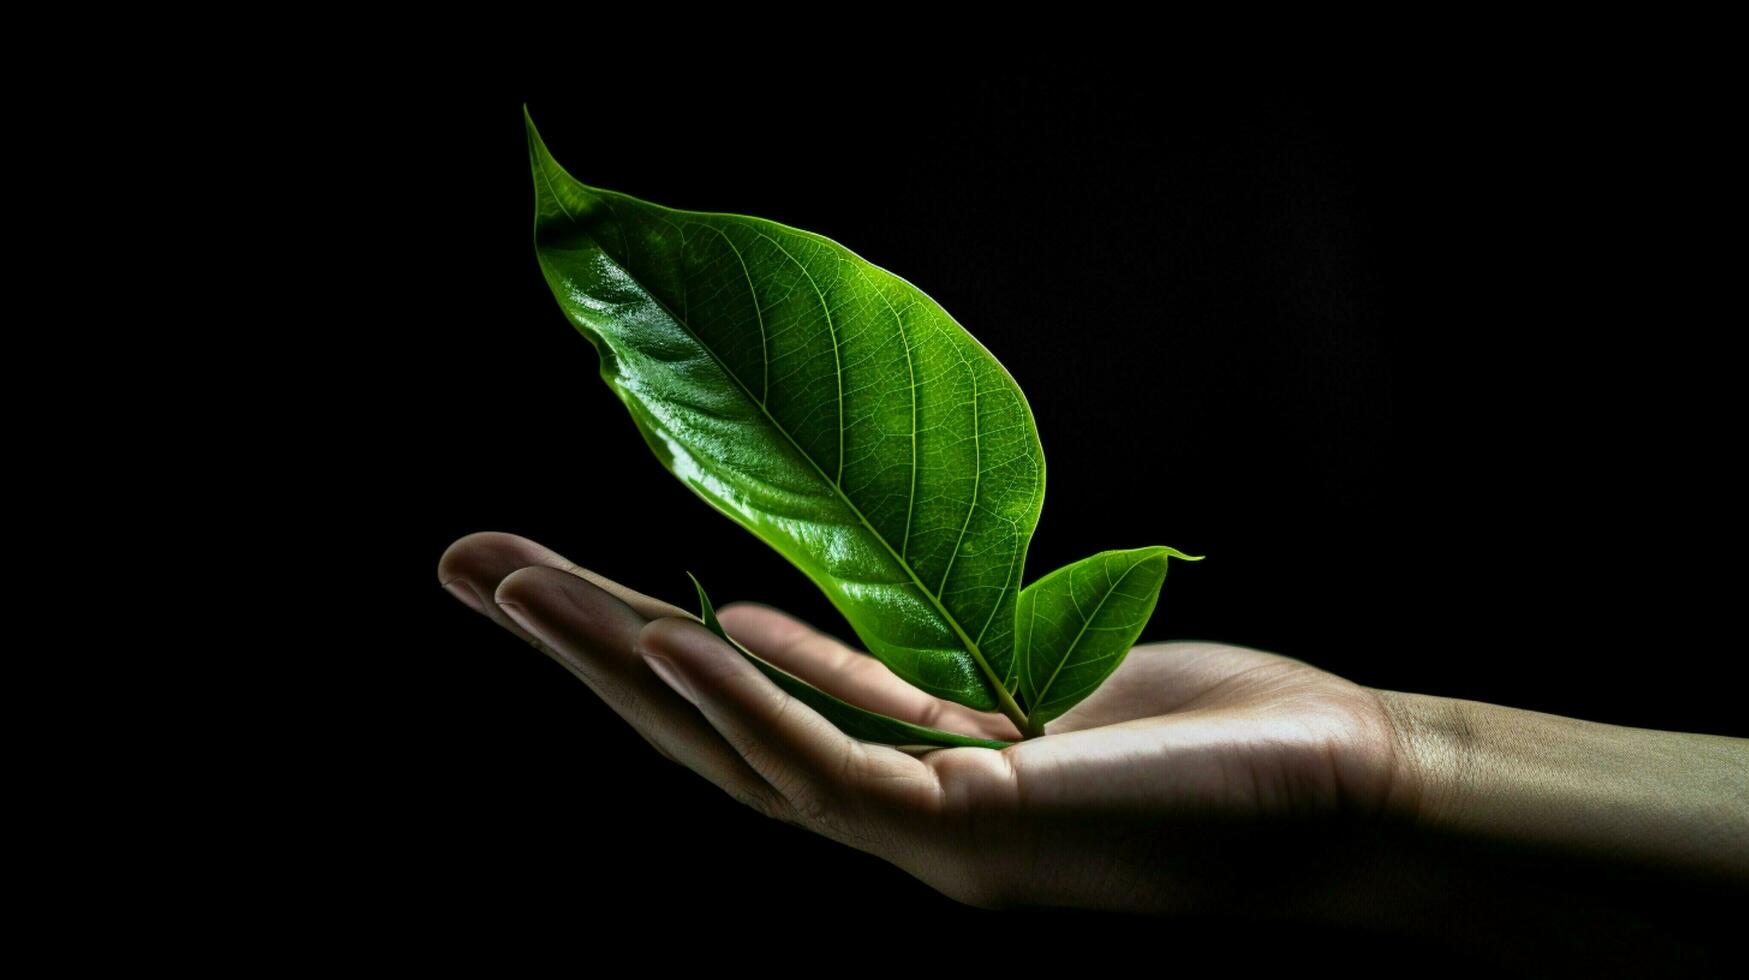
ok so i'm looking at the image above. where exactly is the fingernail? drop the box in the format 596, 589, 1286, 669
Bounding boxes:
495, 599, 542, 641
443, 578, 485, 614
640, 652, 699, 707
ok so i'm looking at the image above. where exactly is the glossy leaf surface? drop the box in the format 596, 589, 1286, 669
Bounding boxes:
689, 575, 1012, 751
1016, 547, 1202, 727
527, 107, 1042, 715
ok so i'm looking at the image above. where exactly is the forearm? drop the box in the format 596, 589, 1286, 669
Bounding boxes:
1278, 689, 1749, 971
1375, 688, 1749, 878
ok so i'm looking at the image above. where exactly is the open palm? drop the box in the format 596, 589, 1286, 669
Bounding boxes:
440, 532, 1414, 915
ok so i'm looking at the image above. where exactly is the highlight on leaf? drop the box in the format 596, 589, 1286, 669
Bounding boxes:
526, 104, 1201, 744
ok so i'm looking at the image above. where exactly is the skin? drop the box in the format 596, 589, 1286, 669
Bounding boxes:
438, 531, 1748, 966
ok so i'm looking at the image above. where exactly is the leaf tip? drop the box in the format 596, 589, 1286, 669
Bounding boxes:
685, 571, 728, 639
524, 104, 553, 164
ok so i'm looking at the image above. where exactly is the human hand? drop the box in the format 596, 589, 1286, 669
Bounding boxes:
438, 531, 1414, 915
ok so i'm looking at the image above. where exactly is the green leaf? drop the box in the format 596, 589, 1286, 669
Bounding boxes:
1016, 547, 1203, 729
526, 106, 1042, 722
688, 574, 1013, 751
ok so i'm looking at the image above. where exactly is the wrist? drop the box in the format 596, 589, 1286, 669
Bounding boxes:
1369, 687, 1471, 831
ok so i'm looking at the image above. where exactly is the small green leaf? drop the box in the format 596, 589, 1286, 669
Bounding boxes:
687, 574, 1012, 751
1016, 547, 1203, 729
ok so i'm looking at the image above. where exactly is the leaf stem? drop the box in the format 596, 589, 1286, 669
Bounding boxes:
921, 622, 1042, 738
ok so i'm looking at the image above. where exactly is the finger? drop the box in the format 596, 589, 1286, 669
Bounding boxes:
717, 602, 1022, 742
437, 531, 692, 634
489, 565, 786, 818
635, 617, 939, 834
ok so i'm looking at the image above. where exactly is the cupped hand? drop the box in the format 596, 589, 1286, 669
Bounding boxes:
439, 532, 1419, 915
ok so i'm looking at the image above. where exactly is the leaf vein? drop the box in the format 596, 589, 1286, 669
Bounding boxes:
753, 229, 844, 486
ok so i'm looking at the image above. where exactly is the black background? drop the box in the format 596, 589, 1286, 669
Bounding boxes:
332, 66, 1739, 972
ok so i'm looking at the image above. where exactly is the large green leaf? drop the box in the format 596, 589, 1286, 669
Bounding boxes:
689, 575, 1012, 751
526, 106, 1041, 720
1016, 547, 1203, 727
